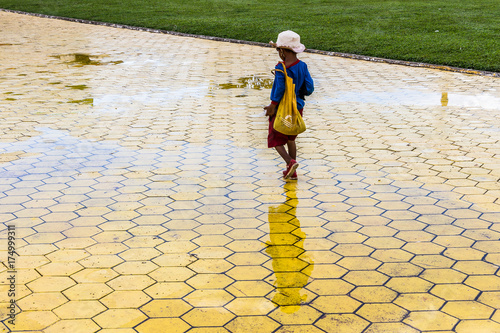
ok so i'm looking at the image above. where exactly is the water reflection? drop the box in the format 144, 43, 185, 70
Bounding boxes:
441, 92, 448, 106
210, 75, 274, 91
322, 89, 500, 110
265, 182, 314, 313
52, 53, 123, 66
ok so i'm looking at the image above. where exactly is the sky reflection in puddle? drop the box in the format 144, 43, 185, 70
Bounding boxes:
323, 89, 500, 110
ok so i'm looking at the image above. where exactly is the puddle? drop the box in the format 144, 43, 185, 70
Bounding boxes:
93, 85, 208, 111
68, 98, 94, 105
53, 53, 123, 67
324, 89, 500, 110
212, 75, 274, 91
66, 84, 89, 90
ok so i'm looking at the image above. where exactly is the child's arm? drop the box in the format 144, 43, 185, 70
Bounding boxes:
264, 103, 276, 116
304, 64, 314, 96
264, 63, 286, 116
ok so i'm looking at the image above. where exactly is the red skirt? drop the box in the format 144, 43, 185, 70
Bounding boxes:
267, 109, 303, 148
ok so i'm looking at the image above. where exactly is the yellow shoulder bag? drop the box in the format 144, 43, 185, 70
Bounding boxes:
273, 62, 306, 136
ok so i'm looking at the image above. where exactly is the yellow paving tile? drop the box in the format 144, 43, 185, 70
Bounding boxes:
43, 319, 101, 333
430, 284, 480, 301
364, 322, 419, 333
182, 307, 235, 327
442, 300, 494, 319
26, 276, 76, 292
101, 290, 151, 308
268, 305, 322, 324
17, 292, 68, 311
2, 10, 500, 333
455, 320, 500, 333
404, 311, 458, 331
357, 303, 408, 322
315, 314, 369, 333
136, 318, 190, 333
140, 299, 192, 317
394, 293, 444, 311
63, 283, 113, 300
310, 295, 361, 314
53, 300, 107, 319
4, 311, 58, 331
94, 309, 148, 329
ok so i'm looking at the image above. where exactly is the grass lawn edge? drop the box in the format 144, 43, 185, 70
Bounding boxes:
2, 8, 499, 78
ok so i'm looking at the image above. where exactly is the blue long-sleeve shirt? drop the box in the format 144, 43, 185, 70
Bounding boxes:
270, 60, 314, 111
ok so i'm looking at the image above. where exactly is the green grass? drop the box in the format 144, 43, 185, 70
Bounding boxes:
1, 0, 499, 72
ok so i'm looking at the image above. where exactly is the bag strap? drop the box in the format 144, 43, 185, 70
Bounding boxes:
272, 61, 288, 77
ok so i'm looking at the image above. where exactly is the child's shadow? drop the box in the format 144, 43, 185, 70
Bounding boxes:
265, 182, 315, 314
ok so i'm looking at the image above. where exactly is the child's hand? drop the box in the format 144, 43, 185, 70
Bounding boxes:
264, 104, 276, 116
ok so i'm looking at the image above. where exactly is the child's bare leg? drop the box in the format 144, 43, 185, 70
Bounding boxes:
287, 141, 297, 160
275, 145, 292, 164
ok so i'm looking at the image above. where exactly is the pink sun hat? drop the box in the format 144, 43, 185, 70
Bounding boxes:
269, 30, 306, 53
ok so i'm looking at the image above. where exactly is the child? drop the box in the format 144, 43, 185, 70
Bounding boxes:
264, 30, 314, 180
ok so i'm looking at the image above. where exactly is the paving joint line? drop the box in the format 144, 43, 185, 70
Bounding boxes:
2, 8, 499, 78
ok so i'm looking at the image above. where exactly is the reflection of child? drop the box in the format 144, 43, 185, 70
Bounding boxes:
264, 30, 314, 180
266, 182, 314, 313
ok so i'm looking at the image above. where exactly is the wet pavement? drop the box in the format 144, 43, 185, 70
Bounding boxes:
1, 10, 500, 333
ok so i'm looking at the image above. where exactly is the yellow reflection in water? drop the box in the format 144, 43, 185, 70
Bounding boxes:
441, 92, 448, 106
265, 182, 314, 314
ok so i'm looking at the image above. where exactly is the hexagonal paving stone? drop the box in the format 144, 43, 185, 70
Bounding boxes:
114, 261, 159, 275
94, 309, 148, 329
148, 266, 196, 282
226, 265, 271, 281
144, 282, 193, 299
184, 289, 234, 307
53, 300, 107, 319
63, 283, 113, 300
186, 273, 234, 289
306, 279, 355, 296
337, 257, 381, 271
430, 284, 480, 301
393, 292, 444, 311
386, 277, 433, 293
101, 290, 151, 308
17, 292, 68, 311
43, 319, 101, 333
107, 275, 156, 290
315, 314, 369, 333
343, 270, 389, 286
465, 275, 500, 291
225, 316, 280, 333
225, 280, 274, 297
27, 276, 76, 292
442, 300, 494, 319
225, 297, 276, 316
4, 311, 58, 331
403, 311, 458, 331
455, 320, 500, 333
350, 286, 398, 303
420, 268, 467, 284
310, 295, 361, 314
182, 307, 235, 327
269, 305, 322, 325
478, 291, 500, 309
377, 262, 423, 277
140, 299, 192, 318
136, 318, 191, 333
356, 303, 408, 323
